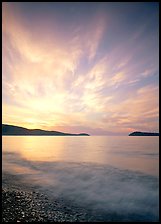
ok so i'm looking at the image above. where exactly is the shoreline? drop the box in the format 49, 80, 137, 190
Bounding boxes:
2, 187, 93, 222
2, 173, 93, 222
2, 172, 102, 222
3, 186, 158, 222
2, 171, 159, 222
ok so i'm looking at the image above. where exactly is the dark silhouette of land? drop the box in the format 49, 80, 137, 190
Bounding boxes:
2, 124, 90, 136
129, 131, 159, 136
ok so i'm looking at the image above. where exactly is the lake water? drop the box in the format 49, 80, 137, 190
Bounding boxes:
2, 136, 159, 221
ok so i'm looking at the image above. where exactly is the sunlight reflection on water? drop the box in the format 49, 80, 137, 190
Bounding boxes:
2, 136, 159, 221
2, 136, 159, 176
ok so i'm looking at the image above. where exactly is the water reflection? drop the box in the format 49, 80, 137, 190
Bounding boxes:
2, 136, 159, 176
2, 136, 159, 221
2, 150, 159, 221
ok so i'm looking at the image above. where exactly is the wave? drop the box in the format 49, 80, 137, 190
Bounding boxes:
108, 150, 159, 158
2, 151, 159, 221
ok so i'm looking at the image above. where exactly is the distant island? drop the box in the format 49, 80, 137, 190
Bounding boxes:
129, 131, 159, 136
2, 124, 90, 136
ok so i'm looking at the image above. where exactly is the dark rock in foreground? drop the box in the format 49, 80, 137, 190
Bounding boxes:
2, 124, 90, 136
129, 131, 159, 136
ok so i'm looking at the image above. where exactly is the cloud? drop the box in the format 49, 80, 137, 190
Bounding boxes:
85, 15, 106, 61
100, 84, 159, 134
2, 3, 159, 135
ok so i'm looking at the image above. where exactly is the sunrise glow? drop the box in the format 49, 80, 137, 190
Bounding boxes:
2, 2, 159, 135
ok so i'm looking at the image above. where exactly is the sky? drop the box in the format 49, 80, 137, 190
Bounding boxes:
2, 2, 159, 135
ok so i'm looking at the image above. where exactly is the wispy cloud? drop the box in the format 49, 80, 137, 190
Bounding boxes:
2, 3, 159, 135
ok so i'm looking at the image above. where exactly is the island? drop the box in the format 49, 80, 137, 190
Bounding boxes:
2, 124, 90, 136
129, 131, 159, 136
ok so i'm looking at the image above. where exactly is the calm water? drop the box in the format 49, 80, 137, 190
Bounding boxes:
2, 136, 159, 221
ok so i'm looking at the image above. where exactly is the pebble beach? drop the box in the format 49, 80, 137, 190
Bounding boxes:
2, 172, 116, 222
2, 187, 93, 222
2, 172, 94, 222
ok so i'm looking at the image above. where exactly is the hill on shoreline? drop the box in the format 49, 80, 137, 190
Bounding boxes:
2, 124, 90, 136
129, 131, 159, 136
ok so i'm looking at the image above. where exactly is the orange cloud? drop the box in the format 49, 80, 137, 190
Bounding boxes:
2, 3, 159, 135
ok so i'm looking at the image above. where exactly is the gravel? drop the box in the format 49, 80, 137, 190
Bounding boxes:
2, 187, 94, 222
2, 172, 98, 222
3, 172, 158, 222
